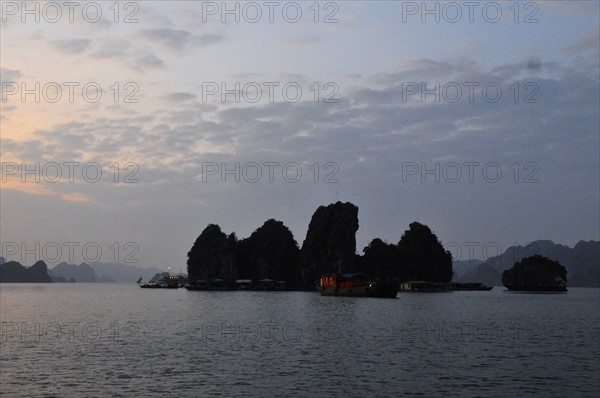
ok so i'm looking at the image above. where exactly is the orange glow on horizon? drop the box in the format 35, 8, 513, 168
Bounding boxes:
0, 180, 92, 203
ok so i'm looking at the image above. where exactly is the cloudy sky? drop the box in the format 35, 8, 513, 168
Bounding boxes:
1, 1, 598, 269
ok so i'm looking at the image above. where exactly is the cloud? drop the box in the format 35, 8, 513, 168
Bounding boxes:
5, 59, 597, 173
3, 58, 597, 266
284, 36, 321, 47
138, 28, 225, 52
542, 1, 599, 17
93, 39, 131, 59
164, 92, 197, 102
0, 105, 17, 118
0, 181, 56, 197
50, 39, 92, 55
1, 68, 22, 104
139, 28, 192, 50
0, 68, 22, 82
87, 28, 223, 71
134, 54, 165, 70
190, 34, 225, 47
92, 39, 165, 72
59, 193, 92, 202
526, 59, 543, 72
563, 29, 600, 57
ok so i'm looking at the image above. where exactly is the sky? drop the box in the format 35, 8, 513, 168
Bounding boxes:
1, 0, 599, 269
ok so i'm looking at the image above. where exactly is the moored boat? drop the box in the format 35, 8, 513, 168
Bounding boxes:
398, 281, 452, 292
320, 273, 397, 298
139, 273, 186, 288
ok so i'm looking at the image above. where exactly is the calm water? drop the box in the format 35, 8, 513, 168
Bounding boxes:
1, 284, 598, 397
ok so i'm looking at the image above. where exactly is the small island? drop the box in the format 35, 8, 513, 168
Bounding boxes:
502, 255, 567, 292
185, 201, 454, 292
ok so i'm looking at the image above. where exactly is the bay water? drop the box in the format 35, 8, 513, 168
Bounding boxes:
1, 284, 598, 397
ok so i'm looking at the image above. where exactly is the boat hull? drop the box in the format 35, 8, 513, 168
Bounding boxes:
398, 281, 452, 292
451, 282, 493, 291
320, 284, 397, 298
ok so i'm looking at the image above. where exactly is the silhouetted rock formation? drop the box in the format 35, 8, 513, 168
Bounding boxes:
358, 223, 454, 283
184, 203, 595, 291
0, 260, 53, 283
237, 219, 300, 288
502, 255, 567, 291
358, 238, 400, 281
186, 203, 457, 289
187, 224, 237, 284
397, 222, 453, 283
187, 220, 301, 288
300, 202, 359, 287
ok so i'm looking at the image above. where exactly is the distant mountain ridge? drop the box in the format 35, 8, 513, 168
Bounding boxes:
0, 259, 166, 283
49, 262, 167, 283
452, 259, 484, 280
455, 240, 599, 287
90, 262, 167, 283
2, 240, 597, 285
49, 262, 98, 282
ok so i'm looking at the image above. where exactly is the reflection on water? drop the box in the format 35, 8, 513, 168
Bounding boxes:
1, 284, 599, 397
